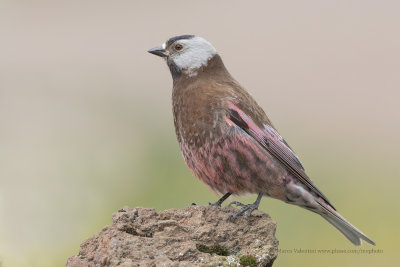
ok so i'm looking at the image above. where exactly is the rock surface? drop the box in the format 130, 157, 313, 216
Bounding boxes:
67, 205, 278, 267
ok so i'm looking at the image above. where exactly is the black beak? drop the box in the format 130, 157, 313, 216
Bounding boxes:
147, 45, 168, 57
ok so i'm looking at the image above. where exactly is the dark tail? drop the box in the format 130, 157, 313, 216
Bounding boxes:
317, 199, 375, 246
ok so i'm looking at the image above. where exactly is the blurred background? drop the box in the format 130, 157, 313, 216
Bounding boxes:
0, 1, 399, 266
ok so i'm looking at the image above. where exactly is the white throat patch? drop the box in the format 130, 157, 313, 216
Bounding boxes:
171, 37, 217, 77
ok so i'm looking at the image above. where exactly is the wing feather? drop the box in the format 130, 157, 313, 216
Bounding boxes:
227, 106, 336, 210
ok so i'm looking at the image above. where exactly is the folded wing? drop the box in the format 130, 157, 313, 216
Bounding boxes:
227, 105, 335, 210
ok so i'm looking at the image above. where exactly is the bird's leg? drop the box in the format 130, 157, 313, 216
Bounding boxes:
227, 193, 263, 220
209, 192, 232, 207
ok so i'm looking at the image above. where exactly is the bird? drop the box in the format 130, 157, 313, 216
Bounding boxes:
148, 34, 375, 246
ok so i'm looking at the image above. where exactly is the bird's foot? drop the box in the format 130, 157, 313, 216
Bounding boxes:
226, 193, 263, 221
227, 201, 259, 220
208, 192, 232, 207
208, 201, 221, 207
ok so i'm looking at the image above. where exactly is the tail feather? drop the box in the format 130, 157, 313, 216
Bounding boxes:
317, 200, 375, 246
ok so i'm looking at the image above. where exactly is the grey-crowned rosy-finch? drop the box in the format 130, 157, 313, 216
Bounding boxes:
148, 35, 375, 246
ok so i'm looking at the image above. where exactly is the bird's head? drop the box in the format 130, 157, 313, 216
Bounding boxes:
148, 35, 217, 78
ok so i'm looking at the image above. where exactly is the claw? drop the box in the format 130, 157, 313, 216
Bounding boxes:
209, 201, 220, 207
226, 193, 263, 221
245, 206, 257, 220
226, 202, 258, 221
227, 213, 239, 221
209, 192, 232, 207
229, 201, 246, 207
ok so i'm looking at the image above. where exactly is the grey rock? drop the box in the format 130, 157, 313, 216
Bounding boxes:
66, 205, 278, 267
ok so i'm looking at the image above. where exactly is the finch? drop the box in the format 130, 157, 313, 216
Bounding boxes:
148, 35, 375, 246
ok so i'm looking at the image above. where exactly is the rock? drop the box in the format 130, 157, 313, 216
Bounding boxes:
66, 205, 278, 267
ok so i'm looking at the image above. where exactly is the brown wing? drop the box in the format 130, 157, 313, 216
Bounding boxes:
227, 104, 336, 210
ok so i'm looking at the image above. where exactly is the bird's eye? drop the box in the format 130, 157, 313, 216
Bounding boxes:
175, 44, 183, 51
